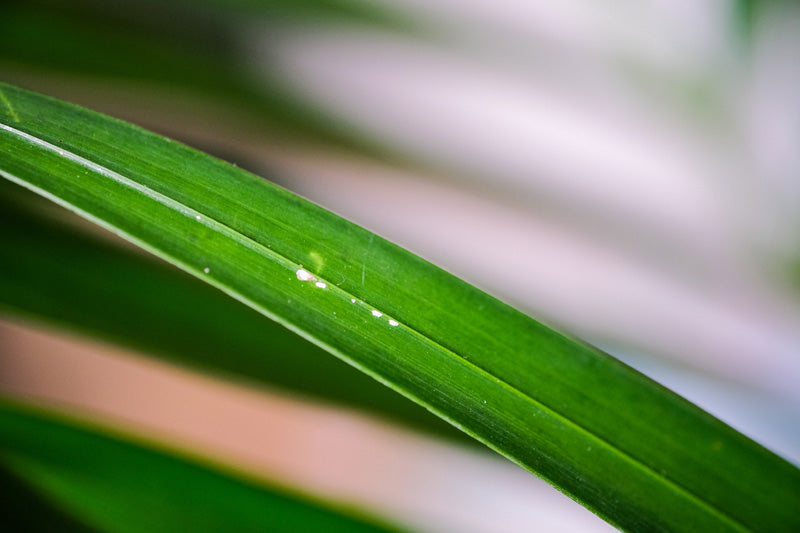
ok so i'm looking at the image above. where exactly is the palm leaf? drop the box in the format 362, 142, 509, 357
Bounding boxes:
1, 82, 798, 532
0, 399, 403, 533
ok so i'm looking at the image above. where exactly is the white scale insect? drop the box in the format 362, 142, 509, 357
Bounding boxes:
297, 268, 398, 325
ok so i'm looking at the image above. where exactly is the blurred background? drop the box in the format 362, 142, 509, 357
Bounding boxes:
1, 0, 799, 531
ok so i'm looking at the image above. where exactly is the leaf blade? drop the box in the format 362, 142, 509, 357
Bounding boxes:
2, 82, 798, 532
0, 184, 465, 443
0, 399, 404, 533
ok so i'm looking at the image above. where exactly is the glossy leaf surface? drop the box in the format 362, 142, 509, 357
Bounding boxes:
1, 83, 799, 532
0, 184, 464, 442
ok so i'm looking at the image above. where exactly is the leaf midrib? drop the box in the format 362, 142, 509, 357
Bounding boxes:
0, 120, 750, 533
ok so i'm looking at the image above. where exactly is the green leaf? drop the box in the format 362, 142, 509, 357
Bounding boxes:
0, 0, 404, 156
0, 399, 403, 533
732, 0, 757, 46
1, 82, 798, 532
0, 463, 100, 533
0, 182, 465, 443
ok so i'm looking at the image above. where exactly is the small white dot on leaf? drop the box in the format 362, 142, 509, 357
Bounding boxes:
296, 269, 316, 281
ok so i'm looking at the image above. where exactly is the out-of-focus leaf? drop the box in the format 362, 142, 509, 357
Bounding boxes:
0, 399, 405, 533
0, 0, 402, 156
733, 0, 757, 45
0, 464, 100, 533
